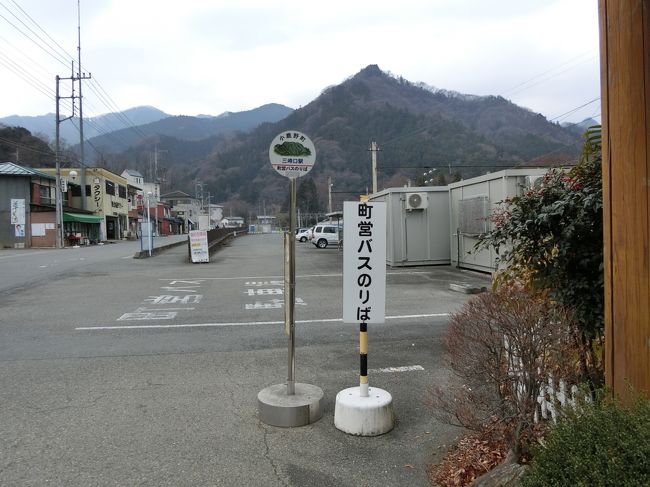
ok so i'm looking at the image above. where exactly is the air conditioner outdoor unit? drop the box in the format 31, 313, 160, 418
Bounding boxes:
406, 192, 428, 210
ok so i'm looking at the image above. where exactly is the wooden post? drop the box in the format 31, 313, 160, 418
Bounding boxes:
599, 0, 650, 401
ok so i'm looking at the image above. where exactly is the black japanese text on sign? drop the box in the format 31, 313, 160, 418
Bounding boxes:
343, 201, 387, 324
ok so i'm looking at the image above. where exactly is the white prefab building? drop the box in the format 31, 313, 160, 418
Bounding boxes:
448, 169, 549, 273
368, 186, 450, 267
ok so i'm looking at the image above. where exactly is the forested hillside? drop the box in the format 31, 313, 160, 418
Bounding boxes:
175, 65, 581, 208
0, 126, 54, 166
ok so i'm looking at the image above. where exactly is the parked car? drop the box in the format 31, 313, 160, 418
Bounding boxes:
310, 224, 341, 249
295, 228, 312, 242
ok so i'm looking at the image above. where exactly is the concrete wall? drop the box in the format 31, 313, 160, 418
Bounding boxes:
0, 177, 31, 248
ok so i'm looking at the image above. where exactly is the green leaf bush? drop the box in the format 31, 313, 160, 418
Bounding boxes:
477, 126, 604, 386
522, 395, 650, 486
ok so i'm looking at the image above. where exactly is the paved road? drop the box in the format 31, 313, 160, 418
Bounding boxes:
0, 234, 490, 486
0, 234, 188, 295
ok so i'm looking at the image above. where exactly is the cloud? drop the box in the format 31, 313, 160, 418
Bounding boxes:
1, 0, 600, 123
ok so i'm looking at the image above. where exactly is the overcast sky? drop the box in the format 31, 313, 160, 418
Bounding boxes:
1, 0, 600, 125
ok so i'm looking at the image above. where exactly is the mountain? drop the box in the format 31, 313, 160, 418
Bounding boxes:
170, 65, 581, 207
0, 126, 54, 166
0, 106, 170, 145
83, 103, 294, 157
562, 117, 600, 135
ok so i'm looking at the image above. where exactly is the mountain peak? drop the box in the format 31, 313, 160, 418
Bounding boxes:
356, 64, 385, 79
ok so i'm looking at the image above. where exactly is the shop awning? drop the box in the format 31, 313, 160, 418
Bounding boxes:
63, 212, 103, 223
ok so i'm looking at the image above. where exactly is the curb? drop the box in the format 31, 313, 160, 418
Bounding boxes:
133, 238, 188, 259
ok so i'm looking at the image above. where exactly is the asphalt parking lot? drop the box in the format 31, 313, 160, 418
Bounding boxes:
0, 233, 491, 486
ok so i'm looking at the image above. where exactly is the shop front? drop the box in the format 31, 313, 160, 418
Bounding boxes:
63, 212, 103, 245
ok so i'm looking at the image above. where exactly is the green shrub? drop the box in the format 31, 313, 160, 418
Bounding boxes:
522, 395, 650, 486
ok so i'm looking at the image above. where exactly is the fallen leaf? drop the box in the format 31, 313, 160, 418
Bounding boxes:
405, 464, 416, 469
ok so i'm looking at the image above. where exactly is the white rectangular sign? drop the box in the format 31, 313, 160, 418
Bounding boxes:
189, 230, 209, 263
31, 223, 46, 236
343, 201, 387, 323
10, 199, 25, 224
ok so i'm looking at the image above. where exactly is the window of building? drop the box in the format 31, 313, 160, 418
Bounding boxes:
85, 185, 91, 196
105, 180, 115, 195
118, 185, 127, 199
39, 185, 53, 204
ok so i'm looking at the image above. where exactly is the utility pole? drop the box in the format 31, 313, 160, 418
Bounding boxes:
55, 66, 77, 249
368, 141, 382, 194
152, 145, 167, 235
76, 0, 91, 210
328, 176, 333, 214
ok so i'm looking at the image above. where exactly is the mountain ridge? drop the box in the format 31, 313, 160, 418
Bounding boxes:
160, 65, 582, 208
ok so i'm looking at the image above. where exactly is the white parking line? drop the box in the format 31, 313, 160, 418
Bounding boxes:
75, 312, 449, 331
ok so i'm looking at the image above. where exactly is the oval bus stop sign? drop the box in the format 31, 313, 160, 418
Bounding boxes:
269, 131, 316, 178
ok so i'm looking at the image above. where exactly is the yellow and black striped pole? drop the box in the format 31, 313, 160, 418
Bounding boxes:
360, 322, 368, 397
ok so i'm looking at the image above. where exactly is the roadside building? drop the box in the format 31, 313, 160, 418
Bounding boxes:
160, 190, 201, 233
221, 216, 245, 228
0, 162, 102, 248
254, 215, 276, 233
1, 162, 55, 248
121, 169, 145, 238
39, 167, 129, 241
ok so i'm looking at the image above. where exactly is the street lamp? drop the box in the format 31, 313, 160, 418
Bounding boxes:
146, 191, 153, 257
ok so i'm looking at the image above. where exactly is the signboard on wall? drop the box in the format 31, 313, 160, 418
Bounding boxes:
189, 230, 209, 263
10, 199, 25, 224
343, 201, 387, 324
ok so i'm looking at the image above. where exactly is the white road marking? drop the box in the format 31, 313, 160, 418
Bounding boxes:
117, 311, 178, 321
0, 250, 59, 260
157, 271, 430, 281
369, 365, 425, 373
75, 312, 449, 331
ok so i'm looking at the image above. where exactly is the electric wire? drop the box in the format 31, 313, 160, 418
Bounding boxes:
500, 55, 598, 98
0, 1, 152, 145
549, 97, 600, 122
0, 135, 55, 157
0, 5, 72, 71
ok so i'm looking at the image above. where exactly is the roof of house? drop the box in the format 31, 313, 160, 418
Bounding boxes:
0, 162, 55, 179
161, 190, 193, 199
122, 169, 144, 178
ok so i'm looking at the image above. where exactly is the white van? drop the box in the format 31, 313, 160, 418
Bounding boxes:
310, 224, 341, 249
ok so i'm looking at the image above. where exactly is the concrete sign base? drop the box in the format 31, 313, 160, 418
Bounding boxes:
334, 386, 395, 436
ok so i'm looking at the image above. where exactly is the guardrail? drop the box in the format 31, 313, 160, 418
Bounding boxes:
187, 227, 249, 261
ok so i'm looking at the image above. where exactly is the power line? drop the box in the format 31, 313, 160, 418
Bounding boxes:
8, 0, 76, 63
0, 1, 152, 144
549, 97, 601, 122
0, 135, 55, 157
0, 4, 72, 70
500, 51, 597, 98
